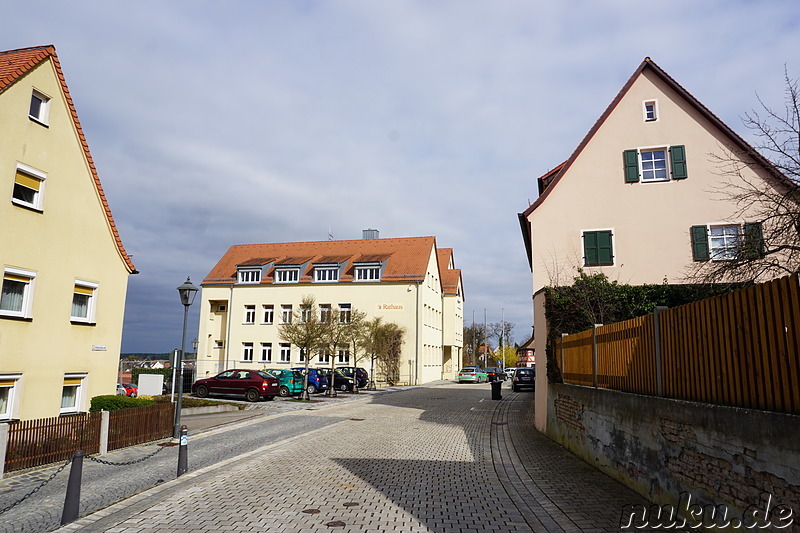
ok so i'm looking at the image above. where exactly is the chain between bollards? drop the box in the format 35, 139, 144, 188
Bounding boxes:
177, 425, 188, 477
60, 450, 84, 525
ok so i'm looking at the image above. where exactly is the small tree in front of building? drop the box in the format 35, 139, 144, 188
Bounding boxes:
278, 295, 330, 401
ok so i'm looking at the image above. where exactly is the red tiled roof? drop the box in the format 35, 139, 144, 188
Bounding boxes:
203, 236, 442, 286
0, 46, 136, 273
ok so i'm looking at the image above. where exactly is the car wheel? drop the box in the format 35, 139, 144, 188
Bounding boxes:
279, 385, 290, 397
130, 392, 137, 398
245, 389, 260, 402
339, 383, 349, 392
196, 385, 209, 398
307, 384, 317, 394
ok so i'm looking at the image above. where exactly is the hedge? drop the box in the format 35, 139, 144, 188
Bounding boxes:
90, 395, 156, 412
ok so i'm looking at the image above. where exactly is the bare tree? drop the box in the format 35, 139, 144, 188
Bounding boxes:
488, 322, 515, 365
343, 307, 368, 393
278, 295, 329, 400
695, 68, 800, 282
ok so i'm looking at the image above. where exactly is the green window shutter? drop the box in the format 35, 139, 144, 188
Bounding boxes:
743, 222, 765, 259
623, 149, 639, 183
669, 145, 688, 179
583, 230, 613, 266
690, 225, 709, 261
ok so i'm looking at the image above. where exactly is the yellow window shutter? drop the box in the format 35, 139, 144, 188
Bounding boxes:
15, 171, 41, 191
63, 378, 82, 385
74, 285, 94, 296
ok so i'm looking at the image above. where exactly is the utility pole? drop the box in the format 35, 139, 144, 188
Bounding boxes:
501, 308, 505, 370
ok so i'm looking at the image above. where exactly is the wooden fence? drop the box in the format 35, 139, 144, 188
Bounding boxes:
557, 273, 800, 415
3, 403, 175, 473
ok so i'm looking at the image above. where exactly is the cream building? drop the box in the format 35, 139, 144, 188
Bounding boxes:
196, 234, 464, 384
0, 46, 136, 421
518, 58, 786, 431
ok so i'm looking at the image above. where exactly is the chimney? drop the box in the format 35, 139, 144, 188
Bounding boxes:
362, 229, 379, 239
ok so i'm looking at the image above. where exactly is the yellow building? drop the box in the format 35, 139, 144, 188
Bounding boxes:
196, 233, 463, 384
0, 46, 136, 421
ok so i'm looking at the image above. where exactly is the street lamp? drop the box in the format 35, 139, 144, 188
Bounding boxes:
174, 277, 199, 439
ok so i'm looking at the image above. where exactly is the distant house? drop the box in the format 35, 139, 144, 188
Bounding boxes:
195, 233, 464, 384
0, 46, 136, 420
516, 332, 535, 368
518, 57, 787, 429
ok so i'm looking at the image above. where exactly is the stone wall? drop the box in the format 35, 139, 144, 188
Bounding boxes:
547, 383, 800, 529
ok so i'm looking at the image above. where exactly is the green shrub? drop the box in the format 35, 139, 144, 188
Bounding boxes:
90, 395, 155, 412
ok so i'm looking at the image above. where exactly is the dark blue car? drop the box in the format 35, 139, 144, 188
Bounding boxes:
291, 367, 329, 394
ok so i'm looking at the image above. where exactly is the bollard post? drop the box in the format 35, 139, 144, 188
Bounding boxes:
61, 450, 84, 525
177, 425, 188, 477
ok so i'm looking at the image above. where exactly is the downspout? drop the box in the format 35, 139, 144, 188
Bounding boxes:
224, 284, 233, 370
415, 281, 421, 385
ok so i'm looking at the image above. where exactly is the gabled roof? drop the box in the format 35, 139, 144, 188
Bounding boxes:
1, 45, 136, 273
203, 236, 447, 286
517, 56, 788, 270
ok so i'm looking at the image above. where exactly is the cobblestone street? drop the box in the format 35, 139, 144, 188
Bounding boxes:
5, 382, 650, 532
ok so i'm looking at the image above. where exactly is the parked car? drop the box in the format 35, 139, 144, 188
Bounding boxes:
338, 366, 369, 388
291, 367, 329, 394
511, 367, 535, 392
484, 367, 506, 382
323, 369, 355, 392
192, 369, 279, 402
116, 384, 127, 395
118, 383, 138, 397
504, 367, 517, 379
458, 367, 488, 383
263, 368, 305, 397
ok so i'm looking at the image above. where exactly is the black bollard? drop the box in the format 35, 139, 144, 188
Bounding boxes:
60, 450, 84, 525
491, 379, 502, 400
177, 425, 188, 477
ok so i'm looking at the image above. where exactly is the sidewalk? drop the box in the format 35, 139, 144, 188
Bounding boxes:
45, 382, 649, 533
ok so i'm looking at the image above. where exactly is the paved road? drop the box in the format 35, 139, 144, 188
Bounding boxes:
2, 382, 650, 532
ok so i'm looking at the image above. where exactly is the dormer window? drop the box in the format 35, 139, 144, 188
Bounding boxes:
237, 269, 261, 284
354, 263, 381, 281
314, 266, 339, 282
275, 268, 299, 283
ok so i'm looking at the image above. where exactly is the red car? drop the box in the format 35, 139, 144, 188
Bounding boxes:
118, 383, 138, 397
191, 369, 279, 402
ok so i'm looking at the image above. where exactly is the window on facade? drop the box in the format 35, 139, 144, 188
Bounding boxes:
623, 146, 687, 183
1, 269, 35, 318
237, 269, 261, 284
214, 340, 224, 349
260, 343, 272, 362
300, 305, 312, 323
262, 305, 274, 324
71, 281, 97, 323
644, 100, 657, 121
275, 268, 299, 283
690, 223, 764, 262
339, 303, 351, 324
314, 267, 339, 282
299, 348, 307, 362
280, 343, 291, 363
709, 225, 740, 260
0, 376, 20, 421
29, 89, 50, 124
337, 347, 350, 364
281, 305, 292, 324
60, 374, 86, 414
12, 165, 46, 210
319, 304, 332, 323
243, 305, 256, 324
318, 351, 330, 364
242, 342, 254, 362
583, 230, 614, 266
354, 264, 381, 281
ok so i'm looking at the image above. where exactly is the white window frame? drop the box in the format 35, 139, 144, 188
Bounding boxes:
1, 267, 36, 319
314, 266, 339, 282
638, 147, 669, 182
0, 374, 22, 421
214, 340, 224, 349
279, 343, 291, 363
643, 99, 658, 122
242, 342, 254, 362
29, 89, 51, 125
709, 223, 741, 261
319, 304, 332, 323
275, 268, 299, 283
262, 304, 274, 324
12, 163, 46, 211
280, 305, 292, 324
70, 280, 98, 324
339, 303, 351, 324
354, 263, 381, 281
299, 348, 307, 362
237, 269, 261, 284
243, 305, 256, 324
318, 351, 330, 364
337, 347, 350, 364
60, 373, 87, 415
260, 343, 272, 363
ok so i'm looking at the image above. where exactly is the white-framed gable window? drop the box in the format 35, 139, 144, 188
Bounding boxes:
61, 373, 87, 414
275, 268, 299, 283
640, 148, 668, 182
0, 374, 22, 421
623, 146, 687, 183
29, 89, 51, 125
71, 280, 98, 324
1, 268, 36, 319
354, 262, 381, 281
237, 268, 261, 284
643, 99, 658, 122
12, 164, 46, 211
709, 224, 741, 261
314, 266, 339, 282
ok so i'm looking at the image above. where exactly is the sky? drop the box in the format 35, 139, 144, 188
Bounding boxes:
3, 1, 799, 352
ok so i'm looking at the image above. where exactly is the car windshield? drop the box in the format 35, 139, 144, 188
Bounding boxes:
517, 369, 533, 375
255, 371, 274, 380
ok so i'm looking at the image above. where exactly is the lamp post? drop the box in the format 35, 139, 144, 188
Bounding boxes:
174, 277, 199, 439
